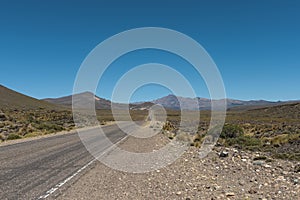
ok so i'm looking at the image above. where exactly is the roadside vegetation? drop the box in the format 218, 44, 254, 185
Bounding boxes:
0, 108, 149, 141
163, 103, 300, 161
0, 108, 75, 141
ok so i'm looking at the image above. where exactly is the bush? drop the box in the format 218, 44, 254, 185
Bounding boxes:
34, 123, 64, 133
220, 124, 244, 139
24, 132, 42, 138
273, 153, 300, 161
253, 156, 267, 161
226, 135, 262, 148
7, 133, 22, 140
163, 121, 175, 131
270, 133, 300, 146
190, 134, 205, 147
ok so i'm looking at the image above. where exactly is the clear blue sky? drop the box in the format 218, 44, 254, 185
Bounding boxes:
0, 0, 299, 102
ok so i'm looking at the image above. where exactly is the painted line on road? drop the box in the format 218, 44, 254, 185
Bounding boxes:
38, 135, 128, 199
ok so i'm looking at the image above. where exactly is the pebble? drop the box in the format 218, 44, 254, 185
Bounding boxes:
225, 192, 235, 197
293, 178, 298, 185
239, 181, 245, 186
253, 160, 265, 166
219, 151, 229, 157
69, 144, 300, 199
248, 188, 257, 194
276, 176, 285, 181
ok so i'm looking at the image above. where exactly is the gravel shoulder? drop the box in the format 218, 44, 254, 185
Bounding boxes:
56, 132, 300, 200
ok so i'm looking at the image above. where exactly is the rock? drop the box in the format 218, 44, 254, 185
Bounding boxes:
219, 151, 229, 158
293, 178, 298, 185
253, 160, 265, 166
239, 180, 245, 186
281, 171, 288, 175
176, 191, 182, 195
294, 164, 300, 173
233, 149, 238, 153
264, 164, 272, 168
225, 192, 235, 197
0, 112, 7, 121
248, 188, 257, 194
212, 184, 221, 190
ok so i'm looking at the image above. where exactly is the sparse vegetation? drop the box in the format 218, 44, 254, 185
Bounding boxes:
7, 133, 22, 140
162, 121, 175, 131
164, 103, 300, 161
190, 134, 205, 147
1, 84, 299, 162
220, 124, 243, 139
225, 135, 262, 149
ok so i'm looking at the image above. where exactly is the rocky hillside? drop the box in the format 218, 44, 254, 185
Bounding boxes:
151, 94, 280, 110
44, 92, 128, 110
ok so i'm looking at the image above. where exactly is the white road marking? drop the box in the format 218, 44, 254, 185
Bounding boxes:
38, 135, 128, 199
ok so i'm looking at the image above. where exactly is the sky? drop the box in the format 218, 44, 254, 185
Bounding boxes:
0, 0, 299, 102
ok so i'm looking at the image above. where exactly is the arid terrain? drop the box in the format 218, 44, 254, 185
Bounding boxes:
54, 133, 300, 200
0, 84, 300, 199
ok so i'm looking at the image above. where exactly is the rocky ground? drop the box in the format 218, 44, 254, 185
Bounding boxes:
55, 132, 300, 200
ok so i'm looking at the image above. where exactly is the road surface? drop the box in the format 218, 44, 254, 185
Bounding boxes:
0, 124, 127, 200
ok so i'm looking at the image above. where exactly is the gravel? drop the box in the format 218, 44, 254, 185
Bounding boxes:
56, 133, 300, 200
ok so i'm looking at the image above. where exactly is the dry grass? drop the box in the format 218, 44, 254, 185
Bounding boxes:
162, 103, 300, 161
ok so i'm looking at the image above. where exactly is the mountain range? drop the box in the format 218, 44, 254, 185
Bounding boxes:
43, 91, 299, 111
0, 84, 299, 111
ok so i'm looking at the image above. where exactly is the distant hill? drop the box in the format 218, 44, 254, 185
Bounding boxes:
44, 92, 127, 110
130, 102, 155, 110
0, 85, 74, 139
244, 102, 300, 119
0, 85, 60, 110
228, 100, 300, 111
44, 92, 300, 111
151, 94, 279, 110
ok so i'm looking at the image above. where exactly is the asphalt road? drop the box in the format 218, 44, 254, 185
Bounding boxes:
0, 124, 128, 200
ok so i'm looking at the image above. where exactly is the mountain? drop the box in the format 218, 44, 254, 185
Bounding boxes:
151, 94, 282, 110
44, 92, 127, 110
152, 95, 203, 110
130, 102, 155, 110
0, 85, 60, 110
44, 92, 300, 111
